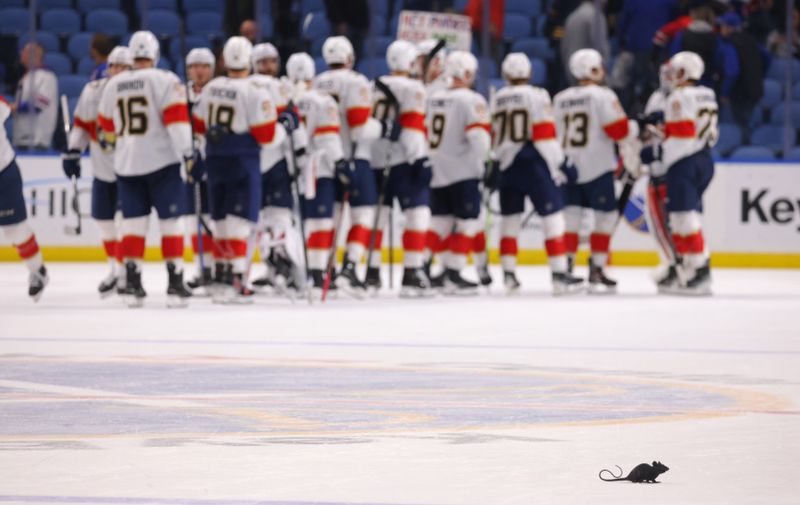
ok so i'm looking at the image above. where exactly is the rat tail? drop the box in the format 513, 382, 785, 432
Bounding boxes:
599, 465, 625, 481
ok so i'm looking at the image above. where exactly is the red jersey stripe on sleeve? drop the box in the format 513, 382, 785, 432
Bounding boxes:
192, 115, 206, 135
251, 121, 277, 144
466, 122, 491, 133
98, 114, 115, 133
163, 103, 189, 126
399, 111, 426, 132
74, 117, 98, 141
664, 120, 696, 138
314, 125, 340, 136
346, 107, 371, 127
531, 121, 557, 141
603, 117, 629, 141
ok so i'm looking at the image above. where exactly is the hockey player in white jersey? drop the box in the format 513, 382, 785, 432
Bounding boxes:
63, 46, 132, 298
0, 95, 48, 301
250, 42, 309, 294
415, 39, 449, 94
182, 48, 217, 293
554, 48, 630, 293
191, 36, 295, 303
286, 52, 345, 292
640, 51, 718, 295
491, 53, 583, 295
367, 39, 433, 296
313, 36, 396, 294
426, 50, 491, 295
97, 31, 194, 308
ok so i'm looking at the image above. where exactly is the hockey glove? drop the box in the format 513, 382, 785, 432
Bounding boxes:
380, 119, 402, 142
278, 108, 300, 133
639, 144, 663, 165
559, 158, 578, 185
184, 152, 203, 182
411, 156, 433, 186
334, 158, 353, 189
483, 159, 501, 191
61, 149, 82, 179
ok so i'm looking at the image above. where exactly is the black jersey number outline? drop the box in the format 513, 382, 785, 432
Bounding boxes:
562, 111, 589, 148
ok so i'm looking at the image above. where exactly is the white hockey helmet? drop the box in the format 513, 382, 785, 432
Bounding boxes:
386, 39, 418, 73
186, 47, 215, 67
286, 52, 316, 82
417, 38, 446, 69
223, 36, 253, 71
322, 36, 354, 66
108, 46, 132, 67
252, 42, 279, 64
501, 52, 531, 81
670, 51, 704, 83
128, 30, 159, 63
568, 48, 604, 81
445, 50, 478, 84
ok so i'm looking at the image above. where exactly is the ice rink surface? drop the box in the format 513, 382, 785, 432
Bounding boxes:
0, 263, 798, 505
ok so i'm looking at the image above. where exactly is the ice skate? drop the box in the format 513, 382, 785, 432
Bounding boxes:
165, 263, 191, 308
186, 266, 213, 296
677, 263, 712, 296
222, 273, 255, 305
400, 267, 432, 298
122, 262, 146, 308
552, 271, 583, 296
503, 271, 521, 294
588, 259, 617, 294
443, 268, 479, 296
97, 271, 117, 299
476, 263, 492, 288
335, 257, 366, 299
28, 265, 49, 302
656, 265, 680, 294
365, 266, 382, 295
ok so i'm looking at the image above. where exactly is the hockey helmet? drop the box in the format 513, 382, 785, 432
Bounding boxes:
568, 48, 604, 81
501, 52, 531, 81
287, 52, 316, 82
186, 48, 215, 68
386, 40, 418, 73
670, 51, 704, 83
252, 42, 279, 64
417, 39, 446, 72
223, 36, 253, 71
322, 36, 354, 66
108, 46, 133, 67
445, 50, 478, 84
128, 31, 159, 64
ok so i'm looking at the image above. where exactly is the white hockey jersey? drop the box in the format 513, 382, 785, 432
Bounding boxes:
644, 88, 668, 177
553, 83, 628, 184
297, 88, 344, 180
491, 84, 564, 173
98, 68, 193, 177
427, 87, 491, 188
13, 68, 58, 149
313, 68, 381, 160
662, 84, 718, 169
69, 78, 116, 182
192, 75, 286, 156
0, 96, 15, 171
370, 74, 428, 168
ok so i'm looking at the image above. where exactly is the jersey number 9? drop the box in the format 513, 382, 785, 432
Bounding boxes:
429, 114, 445, 149
116, 96, 148, 136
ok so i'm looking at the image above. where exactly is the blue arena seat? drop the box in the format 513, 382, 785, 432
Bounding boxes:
186, 11, 224, 38
68, 96, 79, 117
68, 32, 94, 60
259, 15, 274, 39
183, 0, 225, 14
169, 36, 212, 63
0, 8, 27, 36
716, 122, 742, 156
0, 0, 25, 7
503, 14, 532, 40
783, 146, 800, 160
42, 8, 82, 37
157, 57, 173, 72
750, 124, 786, 152
769, 102, 800, 126
43, 52, 73, 75
137, 0, 176, 11
531, 57, 547, 86
17, 31, 60, 52
146, 9, 182, 38
355, 57, 389, 79
58, 74, 90, 98
489, 78, 506, 91
301, 0, 325, 18
302, 12, 331, 41
454, 0, 469, 11
479, 57, 499, 78
85, 10, 128, 36
507, 0, 541, 14
767, 58, 800, 82
728, 145, 776, 161
511, 37, 553, 61
759, 78, 782, 110
78, 0, 122, 12
37, 0, 72, 10
314, 56, 326, 74
77, 56, 96, 76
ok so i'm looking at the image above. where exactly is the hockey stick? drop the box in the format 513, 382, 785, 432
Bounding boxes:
422, 39, 447, 85
60, 94, 82, 236
285, 99, 313, 303
322, 141, 357, 302
365, 78, 400, 290
183, 79, 210, 276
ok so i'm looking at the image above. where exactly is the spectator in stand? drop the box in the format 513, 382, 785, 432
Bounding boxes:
617, 0, 678, 111
324, 0, 369, 63
12, 42, 58, 151
560, 0, 610, 85
89, 34, 116, 81
743, 0, 776, 44
464, 0, 504, 61
720, 12, 769, 142
668, 5, 721, 89
766, 6, 800, 58
239, 20, 258, 44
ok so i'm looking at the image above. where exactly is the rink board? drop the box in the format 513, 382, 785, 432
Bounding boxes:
1, 155, 798, 267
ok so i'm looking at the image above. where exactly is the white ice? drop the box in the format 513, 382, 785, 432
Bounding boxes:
0, 263, 799, 505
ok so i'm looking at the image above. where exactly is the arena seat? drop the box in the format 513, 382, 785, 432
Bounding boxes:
58, 74, 90, 98
183, 0, 225, 14
186, 11, 224, 38
85, 9, 128, 37
41, 8, 82, 38
43, 52, 73, 75
503, 14, 532, 41
729, 145, 776, 161
68, 32, 94, 60
77, 56, 95, 76
17, 31, 60, 52
146, 9, 182, 38
0, 8, 27, 36
511, 37, 553, 61
716, 123, 743, 157
78, 0, 122, 12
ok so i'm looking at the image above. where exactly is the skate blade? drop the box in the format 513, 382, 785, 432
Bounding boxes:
166, 296, 190, 308
124, 296, 145, 308
443, 286, 479, 297
221, 296, 255, 305
552, 283, 585, 296
672, 284, 712, 297
399, 287, 434, 299
334, 279, 367, 300
504, 285, 520, 296
588, 283, 617, 295
99, 288, 117, 299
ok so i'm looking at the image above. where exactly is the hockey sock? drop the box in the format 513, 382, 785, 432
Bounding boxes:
367, 207, 388, 269
473, 231, 488, 268
95, 219, 119, 274
346, 205, 374, 263
306, 218, 334, 271
564, 205, 582, 260
447, 218, 478, 271
186, 214, 213, 269
121, 216, 148, 270
429, 214, 454, 267
225, 216, 253, 274
542, 211, 568, 273
159, 218, 185, 273
671, 211, 707, 269
500, 213, 521, 273
590, 210, 617, 267
3, 222, 44, 274
402, 206, 429, 269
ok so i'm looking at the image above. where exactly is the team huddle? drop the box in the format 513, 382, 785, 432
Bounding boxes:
0, 30, 719, 306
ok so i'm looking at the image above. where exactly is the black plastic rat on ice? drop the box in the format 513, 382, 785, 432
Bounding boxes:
599, 461, 669, 483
